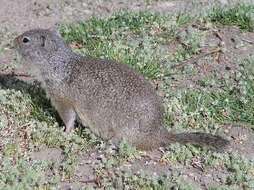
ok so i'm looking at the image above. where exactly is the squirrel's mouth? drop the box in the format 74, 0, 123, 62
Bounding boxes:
15, 52, 22, 64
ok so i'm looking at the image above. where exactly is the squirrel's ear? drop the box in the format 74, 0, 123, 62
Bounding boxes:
48, 24, 61, 37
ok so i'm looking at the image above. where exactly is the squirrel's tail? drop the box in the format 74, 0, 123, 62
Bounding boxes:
163, 132, 230, 151
176, 132, 230, 149
135, 128, 230, 151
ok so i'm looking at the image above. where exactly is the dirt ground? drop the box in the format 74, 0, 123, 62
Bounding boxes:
1, 0, 254, 189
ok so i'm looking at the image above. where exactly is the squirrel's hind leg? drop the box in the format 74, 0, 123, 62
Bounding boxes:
51, 98, 76, 133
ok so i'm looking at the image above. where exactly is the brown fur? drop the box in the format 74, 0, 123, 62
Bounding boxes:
14, 29, 230, 150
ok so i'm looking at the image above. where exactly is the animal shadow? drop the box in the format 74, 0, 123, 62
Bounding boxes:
0, 74, 62, 124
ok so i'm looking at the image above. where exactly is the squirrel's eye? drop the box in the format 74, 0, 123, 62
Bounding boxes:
22, 37, 30, 43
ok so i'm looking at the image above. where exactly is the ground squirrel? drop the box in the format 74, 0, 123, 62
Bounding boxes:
14, 29, 230, 150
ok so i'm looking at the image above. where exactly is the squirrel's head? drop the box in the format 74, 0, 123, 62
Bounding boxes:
14, 28, 66, 63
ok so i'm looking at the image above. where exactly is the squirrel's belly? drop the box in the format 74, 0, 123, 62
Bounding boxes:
75, 108, 115, 140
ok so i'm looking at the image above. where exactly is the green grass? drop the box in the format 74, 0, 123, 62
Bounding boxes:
209, 4, 254, 32
1, 3, 254, 189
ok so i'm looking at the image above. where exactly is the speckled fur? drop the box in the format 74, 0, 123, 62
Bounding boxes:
14, 29, 230, 150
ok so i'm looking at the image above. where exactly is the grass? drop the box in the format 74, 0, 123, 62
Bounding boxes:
208, 4, 254, 32
1, 3, 254, 189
